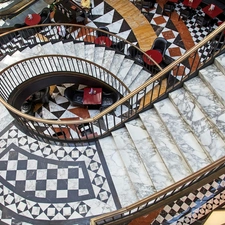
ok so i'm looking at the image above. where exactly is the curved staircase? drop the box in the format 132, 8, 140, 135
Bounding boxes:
1, 27, 225, 224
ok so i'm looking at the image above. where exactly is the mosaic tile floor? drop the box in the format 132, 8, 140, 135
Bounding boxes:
0, 0, 224, 224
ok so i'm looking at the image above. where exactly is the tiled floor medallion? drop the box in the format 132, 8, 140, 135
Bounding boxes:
0, 124, 119, 224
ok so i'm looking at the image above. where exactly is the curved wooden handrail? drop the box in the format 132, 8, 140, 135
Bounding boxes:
1, 23, 224, 126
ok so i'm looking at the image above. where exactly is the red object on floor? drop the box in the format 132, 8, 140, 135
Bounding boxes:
143, 50, 163, 66
202, 4, 223, 19
25, 14, 41, 26
183, 0, 202, 9
95, 36, 112, 47
83, 88, 102, 105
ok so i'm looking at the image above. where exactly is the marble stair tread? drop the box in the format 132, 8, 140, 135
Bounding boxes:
184, 77, 225, 139
73, 42, 85, 58
139, 109, 191, 182
154, 99, 212, 172
51, 42, 67, 55
128, 70, 152, 92
63, 42, 76, 56
109, 54, 125, 75
30, 44, 48, 56
199, 64, 225, 107
122, 63, 143, 88
84, 44, 95, 62
125, 118, 174, 191
169, 88, 225, 161
98, 136, 138, 207
101, 50, 115, 70
94, 46, 105, 66
116, 58, 134, 82
111, 127, 156, 200
214, 53, 225, 75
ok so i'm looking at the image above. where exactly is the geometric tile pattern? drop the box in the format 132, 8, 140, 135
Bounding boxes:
152, 174, 225, 224
0, 148, 93, 201
0, 124, 119, 223
143, 2, 220, 64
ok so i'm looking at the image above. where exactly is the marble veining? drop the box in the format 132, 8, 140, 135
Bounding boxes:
169, 88, 225, 161
85, 44, 95, 62
123, 63, 143, 88
154, 99, 212, 172
116, 58, 134, 81
128, 70, 152, 91
140, 109, 192, 182
109, 54, 125, 75
112, 127, 156, 200
101, 50, 115, 70
215, 54, 225, 75
125, 118, 174, 191
199, 64, 225, 106
184, 77, 225, 138
94, 46, 105, 66
99, 136, 138, 207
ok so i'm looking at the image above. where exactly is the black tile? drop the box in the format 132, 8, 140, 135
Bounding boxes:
26, 170, 37, 180
17, 160, 28, 170
6, 171, 17, 180
57, 180, 68, 190
36, 180, 46, 190
47, 169, 58, 179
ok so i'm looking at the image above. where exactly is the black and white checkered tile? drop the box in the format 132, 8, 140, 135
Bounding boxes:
0, 124, 119, 224
141, 2, 220, 64
152, 174, 225, 224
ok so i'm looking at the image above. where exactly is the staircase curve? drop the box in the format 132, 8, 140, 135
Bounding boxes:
0, 23, 225, 225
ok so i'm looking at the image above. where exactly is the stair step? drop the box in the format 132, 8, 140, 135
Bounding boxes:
102, 50, 115, 70
52, 42, 67, 55
123, 63, 143, 88
116, 58, 134, 82
84, 44, 95, 62
73, 42, 85, 58
30, 44, 48, 56
109, 53, 125, 75
128, 69, 152, 91
214, 54, 225, 75
140, 109, 191, 182
94, 46, 105, 66
199, 64, 225, 107
154, 99, 212, 172
125, 118, 173, 191
112, 127, 155, 200
63, 41, 75, 56
184, 77, 225, 139
98, 136, 138, 207
169, 88, 225, 161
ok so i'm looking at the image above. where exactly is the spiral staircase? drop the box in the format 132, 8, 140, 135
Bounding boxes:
0, 13, 225, 225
